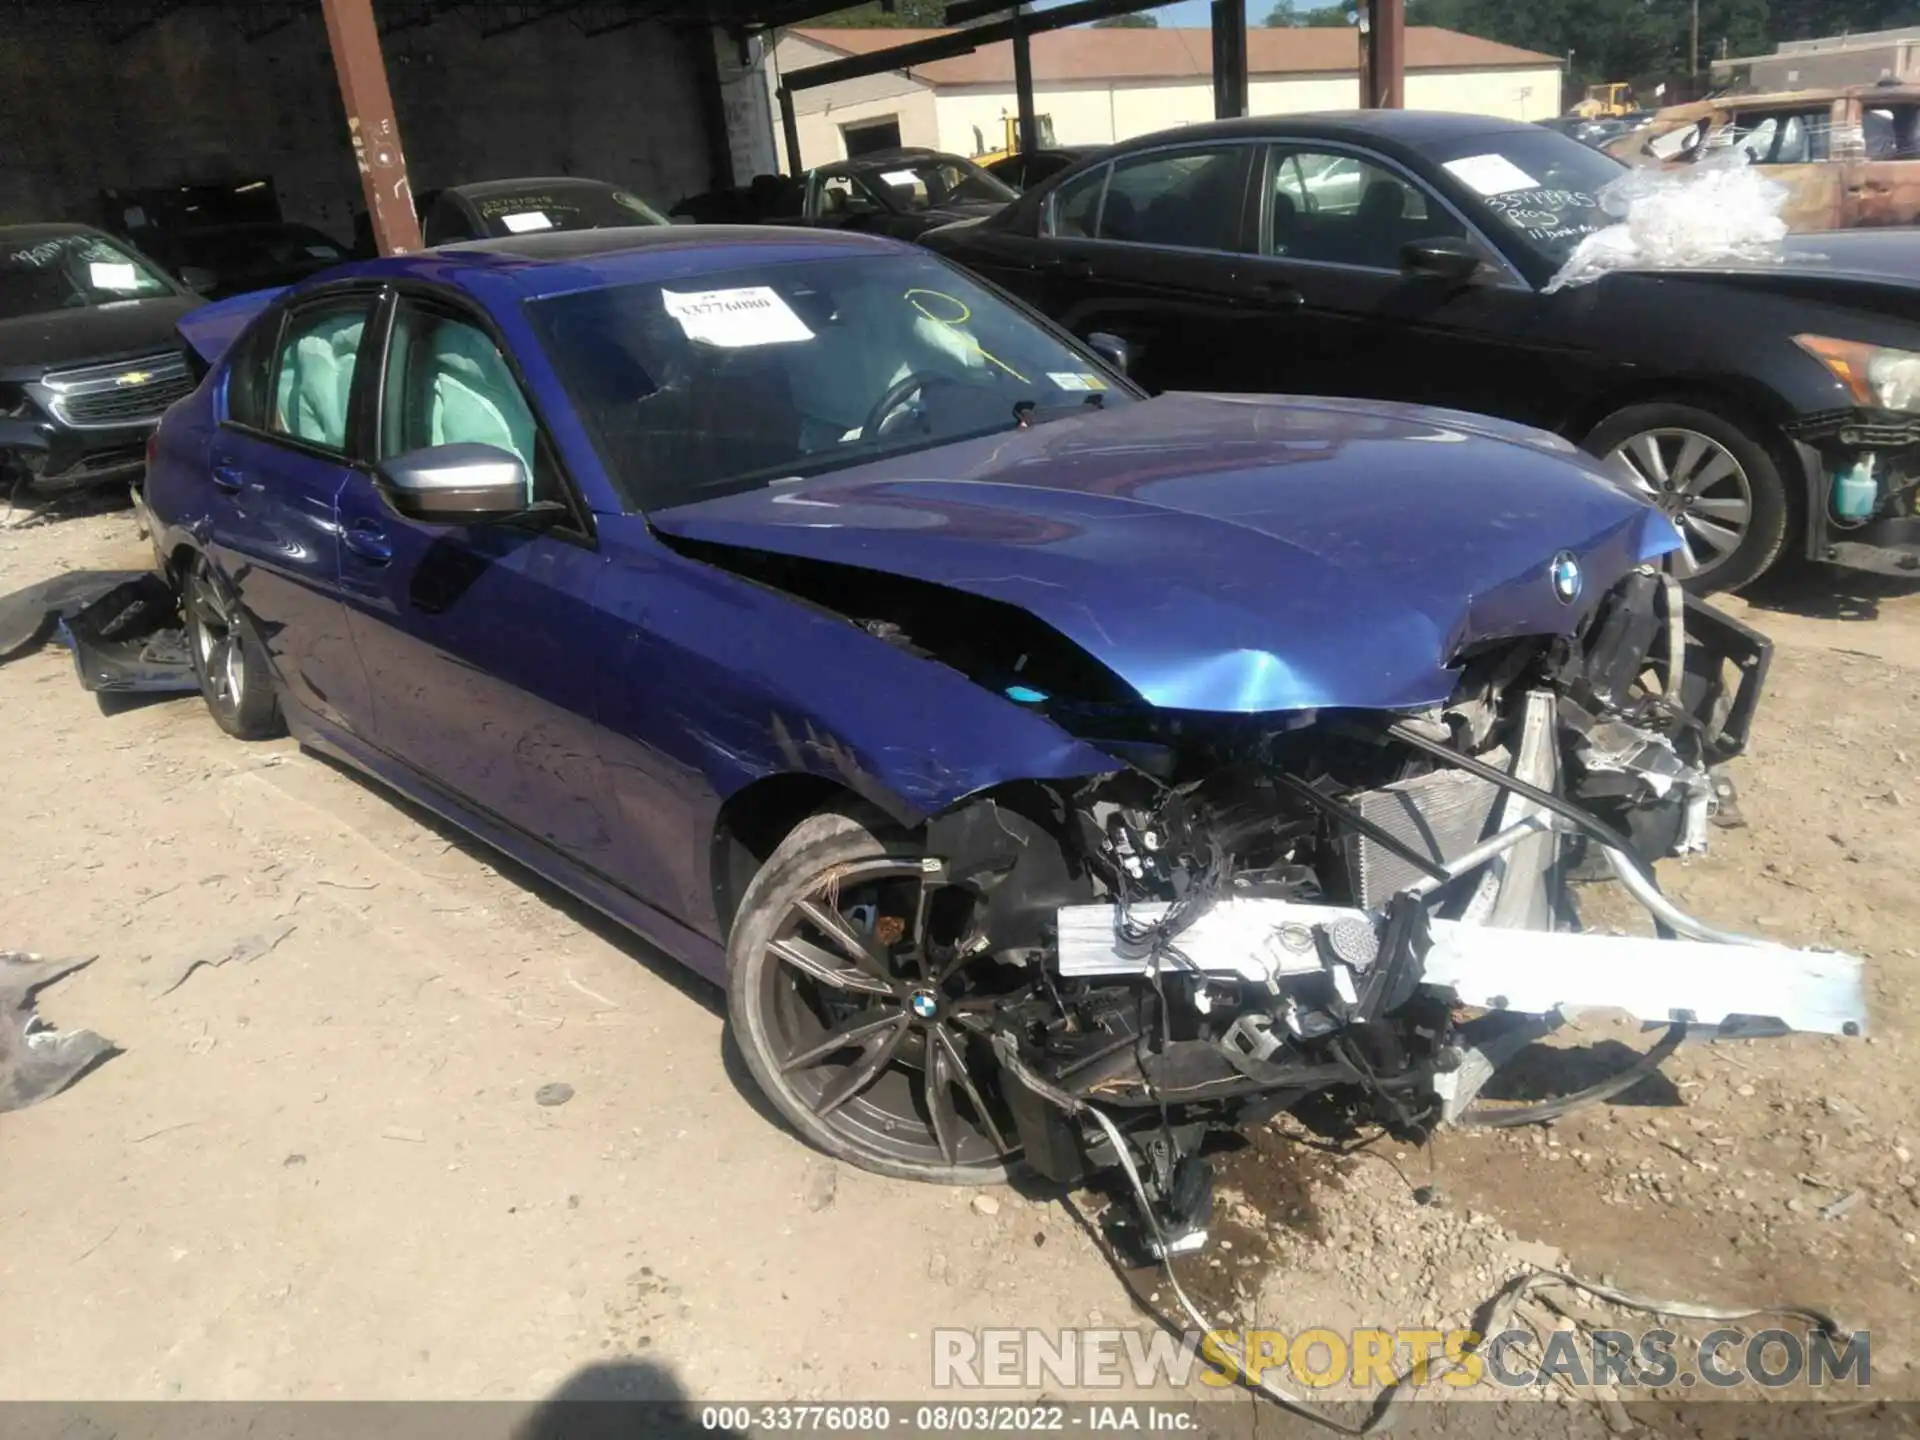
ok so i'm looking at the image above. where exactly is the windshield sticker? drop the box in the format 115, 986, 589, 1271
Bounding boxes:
1049, 372, 1108, 392
662, 286, 815, 348
879, 171, 923, 189
87, 261, 141, 290
1442, 154, 1540, 197
500, 211, 553, 234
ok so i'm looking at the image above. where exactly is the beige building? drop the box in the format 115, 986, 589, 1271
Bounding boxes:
772, 25, 1564, 170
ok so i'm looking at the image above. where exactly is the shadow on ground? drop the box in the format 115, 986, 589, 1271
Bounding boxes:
1742, 561, 1920, 623
516, 1359, 738, 1439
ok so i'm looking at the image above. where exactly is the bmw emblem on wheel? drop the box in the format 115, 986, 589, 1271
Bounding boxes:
1549, 550, 1583, 605
909, 991, 939, 1020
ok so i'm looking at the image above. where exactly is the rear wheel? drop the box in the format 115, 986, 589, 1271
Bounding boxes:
186, 554, 282, 740
1585, 401, 1793, 593
727, 808, 1023, 1184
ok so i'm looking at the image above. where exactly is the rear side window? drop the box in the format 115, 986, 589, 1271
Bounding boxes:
1049, 166, 1107, 237
270, 297, 374, 453
1863, 104, 1920, 158
222, 312, 281, 430
1096, 146, 1246, 252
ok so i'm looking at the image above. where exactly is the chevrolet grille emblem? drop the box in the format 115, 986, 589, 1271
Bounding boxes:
116, 370, 151, 387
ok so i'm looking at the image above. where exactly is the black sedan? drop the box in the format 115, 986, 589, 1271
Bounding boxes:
417, 177, 670, 247
984, 146, 1104, 191
924, 111, 1920, 589
1, 224, 196, 501
142, 221, 350, 300
792, 149, 1018, 240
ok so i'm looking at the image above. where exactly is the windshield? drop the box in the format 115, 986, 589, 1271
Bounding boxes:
0, 233, 174, 318
860, 158, 1016, 212
1427, 129, 1626, 269
469, 185, 669, 237
526, 251, 1130, 512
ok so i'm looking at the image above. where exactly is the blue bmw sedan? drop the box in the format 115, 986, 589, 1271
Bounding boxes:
145, 225, 1810, 1211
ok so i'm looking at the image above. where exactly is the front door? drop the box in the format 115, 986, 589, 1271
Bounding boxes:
335, 291, 625, 872
1242, 143, 1555, 427
205, 290, 379, 732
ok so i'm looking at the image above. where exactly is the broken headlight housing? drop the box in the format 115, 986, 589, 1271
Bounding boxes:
1794, 333, 1920, 412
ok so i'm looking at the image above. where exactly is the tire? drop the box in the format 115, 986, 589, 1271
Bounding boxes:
184, 553, 283, 740
727, 806, 1020, 1185
1583, 401, 1793, 594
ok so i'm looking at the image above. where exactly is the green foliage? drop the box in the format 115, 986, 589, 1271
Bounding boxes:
1093, 11, 1161, 24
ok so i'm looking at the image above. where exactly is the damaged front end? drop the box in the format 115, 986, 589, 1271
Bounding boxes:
873, 566, 1860, 1249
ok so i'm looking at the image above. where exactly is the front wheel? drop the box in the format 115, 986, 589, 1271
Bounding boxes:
185, 554, 283, 740
1584, 401, 1793, 593
726, 808, 1023, 1184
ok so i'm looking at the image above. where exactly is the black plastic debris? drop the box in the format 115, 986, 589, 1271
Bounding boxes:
57, 573, 197, 695
1, 953, 117, 1113
0, 570, 148, 663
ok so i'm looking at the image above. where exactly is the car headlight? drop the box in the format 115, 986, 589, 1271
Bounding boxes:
1794, 334, 1920, 411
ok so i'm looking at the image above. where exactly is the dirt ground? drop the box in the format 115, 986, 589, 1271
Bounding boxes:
2, 495, 1917, 1427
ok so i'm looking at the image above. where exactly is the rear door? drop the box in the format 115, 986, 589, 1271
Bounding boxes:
1709, 100, 1844, 230
1850, 96, 1920, 226
203, 288, 379, 732
1236, 141, 1555, 424
334, 287, 624, 871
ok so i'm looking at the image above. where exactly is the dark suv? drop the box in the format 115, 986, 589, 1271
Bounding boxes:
1, 224, 198, 501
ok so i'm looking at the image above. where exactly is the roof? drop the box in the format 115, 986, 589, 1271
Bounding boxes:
0, 223, 99, 243
442, 176, 625, 200
1650, 82, 1920, 120
788, 25, 1560, 86
329, 225, 908, 304
1096, 109, 1544, 150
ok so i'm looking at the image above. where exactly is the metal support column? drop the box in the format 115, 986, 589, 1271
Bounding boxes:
778, 85, 802, 173
320, 0, 423, 255
1362, 0, 1404, 109
1012, 7, 1038, 155
1210, 0, 1247, 119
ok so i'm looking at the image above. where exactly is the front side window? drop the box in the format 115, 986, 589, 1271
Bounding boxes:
1268, 147, 1464, 269
379, 300, 544, 504
1717, 107, 1831, 164
525, 251, 1134, 513
0, 232, 174, 319
1096, 146, 1246, 251
270, 297, 373, 452
859, 157, 1015, 213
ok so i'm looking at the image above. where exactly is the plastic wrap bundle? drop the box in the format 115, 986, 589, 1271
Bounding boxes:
1544, 154, 1790, 293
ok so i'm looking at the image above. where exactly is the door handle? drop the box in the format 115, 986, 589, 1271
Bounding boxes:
1248, 279, 1305, 308
211, 462, 245, 493
343, 519, 392, 564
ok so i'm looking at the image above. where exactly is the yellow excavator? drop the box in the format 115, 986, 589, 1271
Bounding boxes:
1572, 82, 1636, 118
972, 111, 1058, 166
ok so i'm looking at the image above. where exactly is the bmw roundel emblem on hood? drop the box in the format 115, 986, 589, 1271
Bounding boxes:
1549, 551, 1584, 605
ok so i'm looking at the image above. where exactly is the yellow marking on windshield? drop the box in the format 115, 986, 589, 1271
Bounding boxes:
904, 287, 1029, 384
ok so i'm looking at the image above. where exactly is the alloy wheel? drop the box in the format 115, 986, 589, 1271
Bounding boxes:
188, 564, 244, 707
753, 856, 1019, 1172
1604, 427, 1755, 579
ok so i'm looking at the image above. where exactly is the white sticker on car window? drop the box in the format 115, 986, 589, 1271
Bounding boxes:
87, 261, 142, 290
500, 211, 553, 233
1048, 372, 1108, 392
662, 286, 815, 348
879, 170, 922, 188
1442, 154, 1539, 197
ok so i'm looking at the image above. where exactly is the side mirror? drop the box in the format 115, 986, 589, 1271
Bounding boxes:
177, 265, 218, 294
1085, 331, 1130, 375
374, 443, 531, 524
1400, 236, 1484, 284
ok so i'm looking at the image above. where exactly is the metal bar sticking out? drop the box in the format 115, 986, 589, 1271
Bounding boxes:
1210, 0, 1248, 119
321, 0, 424, 256
1364, 0, 1405, 108
1401, 815, 1553, 900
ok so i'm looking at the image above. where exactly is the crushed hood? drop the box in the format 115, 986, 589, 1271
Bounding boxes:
651, 393, 1678, 715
